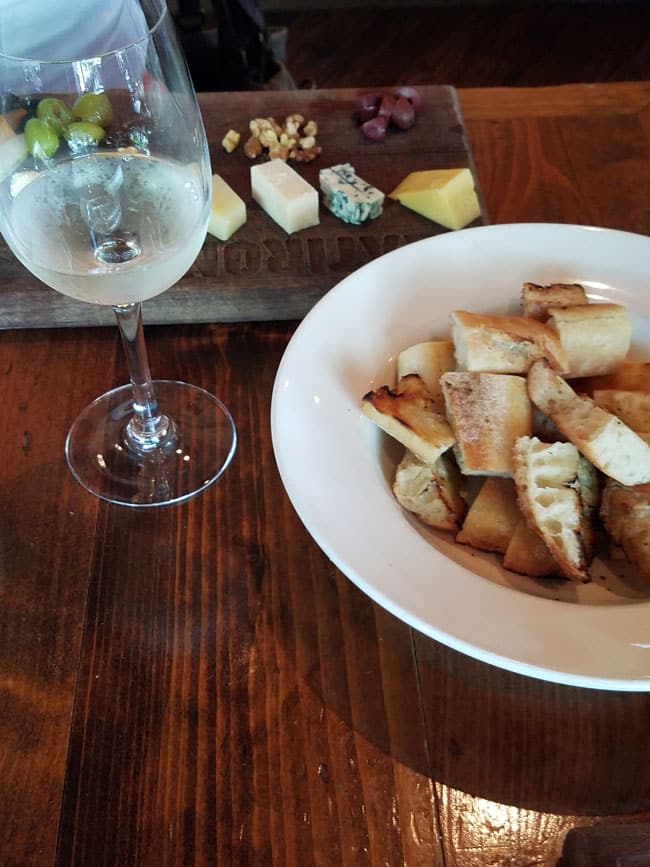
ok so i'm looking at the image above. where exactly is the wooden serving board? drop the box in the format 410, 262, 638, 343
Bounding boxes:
0, 86, 487, 329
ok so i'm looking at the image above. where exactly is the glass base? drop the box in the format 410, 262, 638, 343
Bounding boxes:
65, 380, 237, 507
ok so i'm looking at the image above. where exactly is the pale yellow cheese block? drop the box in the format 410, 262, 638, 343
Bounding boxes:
389, 167, 480, 230
207, 173, 247, 241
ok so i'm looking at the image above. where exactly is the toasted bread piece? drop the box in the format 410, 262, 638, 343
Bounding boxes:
600, 479, 650, 583
512, 436, 591, 581
532, 407, 567, 443
503, 518, 560, 577
592, 389, 650, 438
527, 359, 650, 486
609, 540, 627, 560
456, 477, 520, 553
397, 340, 455, 414
362, 374, 455, 466
393, 449, 466, 532
576, 453, 600, 564
572, 361, 650, 396
441, 371, 533, 477
521, 282, 588, 322
547, 303, 631, 378
450, 310, 568, 374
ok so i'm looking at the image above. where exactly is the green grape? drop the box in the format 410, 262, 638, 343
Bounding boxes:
24, 117, 60, 159
36, 97, 74, 134
73, 92, 113, 127
64, 121, 106, 151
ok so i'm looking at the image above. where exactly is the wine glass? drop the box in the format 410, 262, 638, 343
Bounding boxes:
0, 0, 236, 507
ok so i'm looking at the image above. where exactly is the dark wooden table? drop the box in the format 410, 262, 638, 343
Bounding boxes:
2, 81, 650, 866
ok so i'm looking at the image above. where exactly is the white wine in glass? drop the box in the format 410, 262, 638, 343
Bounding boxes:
0, 0, 236, 506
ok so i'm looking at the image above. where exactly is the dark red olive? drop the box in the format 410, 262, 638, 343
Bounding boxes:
360, 114, 388, 141
393, 86, 423, 114
377, 94, 396, 118
391, 96, 416, 130
354, 91, 383, 122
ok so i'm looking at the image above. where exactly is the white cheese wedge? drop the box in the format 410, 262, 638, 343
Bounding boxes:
250, 158, 319, 234
389, 167, 480, 230
207, 173, 246, 241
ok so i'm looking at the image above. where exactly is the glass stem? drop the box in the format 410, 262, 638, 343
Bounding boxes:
113, 302, 173, 451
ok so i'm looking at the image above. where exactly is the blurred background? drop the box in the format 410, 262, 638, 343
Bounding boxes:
169, 0, 650, 92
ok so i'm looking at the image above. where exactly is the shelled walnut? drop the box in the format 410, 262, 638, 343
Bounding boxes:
232, 113, 322, 164
221, 129, 241, 153
243, 135, 262, 159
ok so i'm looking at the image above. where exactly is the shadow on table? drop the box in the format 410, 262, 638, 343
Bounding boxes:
279, 544, 650, 818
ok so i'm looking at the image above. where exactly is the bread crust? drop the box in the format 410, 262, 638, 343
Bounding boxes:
450, 310, 568, 374
512, 435, 591, 582
393, 450, 467, 532
521, 282, 588, 322
527, 359, 650, 486
547, 303, 631, 378
362, 373, 455, 466
571, 361, 650, 396
456, 477, 520, 553
441, 371, 532, 476
397, 340, 455, 414
503, 518, 560, 577
600, 479, 650, 583
592, 389, 650, 437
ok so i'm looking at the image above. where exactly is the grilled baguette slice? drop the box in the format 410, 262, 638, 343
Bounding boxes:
600, 479, 650, 582
592, 389, 650, 441
362, 373, 455, 466
441, 371, 532, 477
512, 436, 591, 582
450, 310, 568, 374
527, 359, 650, 486
532, 407, 566, 443
456, 477, 520, 553
397, 340, 455, 414
571, 360, 650, 396
547, 303, 631, 378
576, 451, 600, 564
503, 518, 560, 578
521, 282, 588, 322
393, 449, 466, 532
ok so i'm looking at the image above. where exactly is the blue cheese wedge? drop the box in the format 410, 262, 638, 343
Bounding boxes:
319, 163, 384, 225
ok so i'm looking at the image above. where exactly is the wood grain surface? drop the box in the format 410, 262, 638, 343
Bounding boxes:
0, 86, 484, 329
277, 5, 650, 92
2, 82, 650, 867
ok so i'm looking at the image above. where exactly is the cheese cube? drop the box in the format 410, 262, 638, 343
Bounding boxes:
389, 168, 480, 230
207, 173, 246, 241
250, 158, 319, 234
